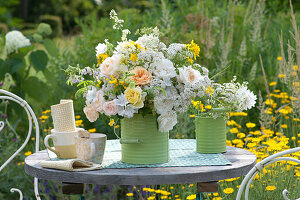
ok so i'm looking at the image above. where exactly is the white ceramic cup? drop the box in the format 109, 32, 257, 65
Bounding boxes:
44, 128, 83, 159
75, 133, 107, 164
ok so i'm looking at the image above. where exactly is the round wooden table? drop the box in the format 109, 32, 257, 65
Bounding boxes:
25, 145, 256, 186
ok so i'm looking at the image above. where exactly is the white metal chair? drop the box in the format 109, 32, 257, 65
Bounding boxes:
0, 89, 41, 200
236, 147, 300, 200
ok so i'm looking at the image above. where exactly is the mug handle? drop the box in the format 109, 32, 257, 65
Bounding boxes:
90, 142, 96, 159
44, 134, 60, 157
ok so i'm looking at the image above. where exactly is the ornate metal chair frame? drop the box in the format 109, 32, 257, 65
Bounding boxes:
0, 89, 41, 200
236, 147, 300, 200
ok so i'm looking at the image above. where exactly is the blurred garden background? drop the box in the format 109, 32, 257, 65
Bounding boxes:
1, 0, 300, 199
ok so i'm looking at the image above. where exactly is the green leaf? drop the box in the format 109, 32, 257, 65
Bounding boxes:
0, 59, 9, 79
29, 50, 48, 71
7, 58, 25, 74
43, 39, 59, 57
23, 76, 48, 103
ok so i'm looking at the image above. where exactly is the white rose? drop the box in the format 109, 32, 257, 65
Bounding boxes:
178, 66, 203, 85
100, 54, 121, 76
95, 43, 107, 57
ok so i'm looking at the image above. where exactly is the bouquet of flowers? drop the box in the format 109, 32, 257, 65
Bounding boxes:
66, 10, 210, 132
190, 75, 257, 117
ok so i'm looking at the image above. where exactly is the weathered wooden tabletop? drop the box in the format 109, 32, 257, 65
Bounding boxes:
25, 145, 256, 185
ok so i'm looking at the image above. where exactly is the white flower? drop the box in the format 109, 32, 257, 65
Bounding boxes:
92, 90, 105, 113
154, 86, 177, 114
178, 66, 203, 86
95, 43, 107, 57
152, 59, 177, 86
85, 86, 98, 104
117, 104, 138, 118
136, 34, 160, 50
116, 94, 128, 107
100, 54, 121, 76
236, 86, 257, 111
5, 31, 31, 54
157, 111, 177, 132
166, 43, 185, 58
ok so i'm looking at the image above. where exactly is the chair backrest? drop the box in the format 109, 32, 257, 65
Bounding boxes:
236, 147, 300, 200
0, 89, 41, 200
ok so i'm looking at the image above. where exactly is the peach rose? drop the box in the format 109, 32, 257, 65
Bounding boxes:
83, 104, 99, 122
103, 100, 118, 116
130, 67, 152, 86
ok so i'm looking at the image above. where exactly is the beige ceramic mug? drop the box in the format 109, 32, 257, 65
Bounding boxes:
44, 128, 82, 159
75, 133, 107, 164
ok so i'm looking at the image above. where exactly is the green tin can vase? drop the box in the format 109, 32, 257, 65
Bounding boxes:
120, 114, 169, 164
195, 108, 227, 153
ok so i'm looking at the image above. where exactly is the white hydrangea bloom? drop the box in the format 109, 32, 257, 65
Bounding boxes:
157, 111, 178, 132
5, 30, 31, 54
235, 86, 257, 111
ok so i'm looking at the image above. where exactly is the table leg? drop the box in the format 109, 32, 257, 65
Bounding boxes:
197, 182, 218, 200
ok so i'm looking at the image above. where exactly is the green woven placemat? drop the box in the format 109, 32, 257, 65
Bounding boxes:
102, 139, 231, 168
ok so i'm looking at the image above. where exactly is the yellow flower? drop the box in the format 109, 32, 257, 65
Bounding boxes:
25, 151, 32, 156
278, 74, 286, 78
205, 87, 214, 96
170, 186, 174, 190
230, 128, 239, 134
292, 137, 296, 141
97, 53, 109, 66
186, 40, 200, 60
213, 198, 222, 200
75, 115, 81, 119
190, 115, 195, 118
109, 119, 115, 127
277, 56, 282, 61
265, 186, 276, 191
42, 110, 51, 114
281, 124, 288, 129
126, 193, 133, 197
246, 122, 256, 128
292, 65, 299, 71
186, 194, 196, 200
125, 86, 144, 108
115, 125, 120, 128
205, 105, 212, 110
269, 82, 277, 86
237, 133, 246, 138
223, 187, 234, 194
130, 53, 138, 62
186, 57, 194, 64
88, 128, 96, 133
